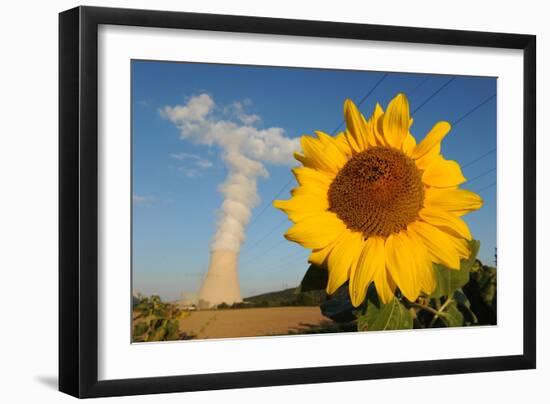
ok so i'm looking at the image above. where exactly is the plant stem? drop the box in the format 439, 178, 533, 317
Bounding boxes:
429, 297, 454, 327
409, 302, 440, 316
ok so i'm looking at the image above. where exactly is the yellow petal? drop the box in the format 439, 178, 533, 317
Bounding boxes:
424, 187, 483, 216
415, 143, 440, 170
407, 230, 436, 294
293, 152, 309, 167
402, 133, 417, 156
274, 194, 328, 223
314, 131, 352, 167
291, 183, 328, 199
285, 212, 346, 249
412, 121, 451, 160
309, 247, 331, 267
371, 103, 386, 146
419, 208, 472, 240
408, 221, 469, 270
292, 166, 333, 188
326, 231, 364, 295
374, 266, 396, 304
314, 130, 333, 145
309, 233, 344, 266
301, 135, 346, 174
344, 99, 375, 150
382, 93, 410, 150
344, 129, 361, 154
384, 231, 420, 302
297, 137, 331, 173
350, 236, 385, 307
422, 155, 466, 187
332, 131, 353, 158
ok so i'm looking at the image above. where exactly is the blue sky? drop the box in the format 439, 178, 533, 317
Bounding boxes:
132, 60, 497, 301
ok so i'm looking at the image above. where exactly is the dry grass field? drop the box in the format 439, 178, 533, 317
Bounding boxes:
178, 306, 332, 339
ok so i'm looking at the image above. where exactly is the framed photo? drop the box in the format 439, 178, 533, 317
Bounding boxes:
59, 6, 536, 398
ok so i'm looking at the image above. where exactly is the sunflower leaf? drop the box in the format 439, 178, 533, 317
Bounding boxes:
299, 264, 328, 293
358, 292, 413, 331
438, 301, 465, 327
320, 284, 356, 323
453, 289, 478, 325
462, 262, 497, 325
430, 240, 480, 299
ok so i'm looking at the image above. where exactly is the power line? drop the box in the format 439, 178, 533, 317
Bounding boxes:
246, 179, 293, 230
245, 77, 493, 257
240, 238, 288, 267
412, 76, 456, 114
245, 74, 390, 229
452, 94, 496, 127
465, 167, 496, 184
264, 249, 310, 272
409, 76, 431, 96
473, 182, 496, 194
241, 218, 288, 256
331, 73, 389, 135
446, 94, 497, 171
462, 148, 496, 169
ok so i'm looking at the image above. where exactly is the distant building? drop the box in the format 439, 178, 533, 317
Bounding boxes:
179, 292, 198, 310
198, 250, 242, 308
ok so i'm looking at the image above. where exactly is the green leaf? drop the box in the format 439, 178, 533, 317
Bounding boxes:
439, 301, 464, 327
133, 321, 149, 337
476, 266, 497, 307
453, 289, 478, 324
320, 284, 356, 323
165, 320, 181, 340
146, 319, 168, 341
430, 240, 480, 298
463, 262, 497, 325
299, 264, 328, 293
471, 259, 482, 273
358, 293, 413, 331
464, 240, 481, 269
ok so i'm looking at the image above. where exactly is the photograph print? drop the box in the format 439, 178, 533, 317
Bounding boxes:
131, 60, 497, 342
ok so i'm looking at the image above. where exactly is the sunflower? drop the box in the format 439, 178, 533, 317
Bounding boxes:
274, 93, 483, 307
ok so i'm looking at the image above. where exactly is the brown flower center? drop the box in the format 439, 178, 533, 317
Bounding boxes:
328, 146, 424, 238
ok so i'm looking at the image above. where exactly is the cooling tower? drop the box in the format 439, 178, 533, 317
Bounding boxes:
198, 250, 242, 308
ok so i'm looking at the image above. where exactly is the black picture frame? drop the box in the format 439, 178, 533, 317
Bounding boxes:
59, 5, 536, 399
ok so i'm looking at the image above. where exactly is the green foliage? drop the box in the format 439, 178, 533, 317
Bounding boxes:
470, 264, 497, 308
133, 321, 149, 336
320, 285, 356, 323
299, 239, 497, 331
430, 240, 480, 299
462, 262, 497, 325
454, 289, 478, 325
357, 290, 413, 331
416, 240, 498, 328
132, 295, 186, 342
438, 301, 464, 327
299, 264, 328, 293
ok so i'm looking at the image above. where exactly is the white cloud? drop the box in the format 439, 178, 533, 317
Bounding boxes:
162, 93, 299, 165
139, 98, 153, 107
161, 93, 300, 252
132, 194, 156, 206
159, 93, 214, 124
195, 159, 213, 169
177, 167, 202, 178
227, 101, 261, 126
171, 152, 213, 169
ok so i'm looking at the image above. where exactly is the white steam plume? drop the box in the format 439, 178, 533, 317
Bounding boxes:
160, 94, 300, 252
